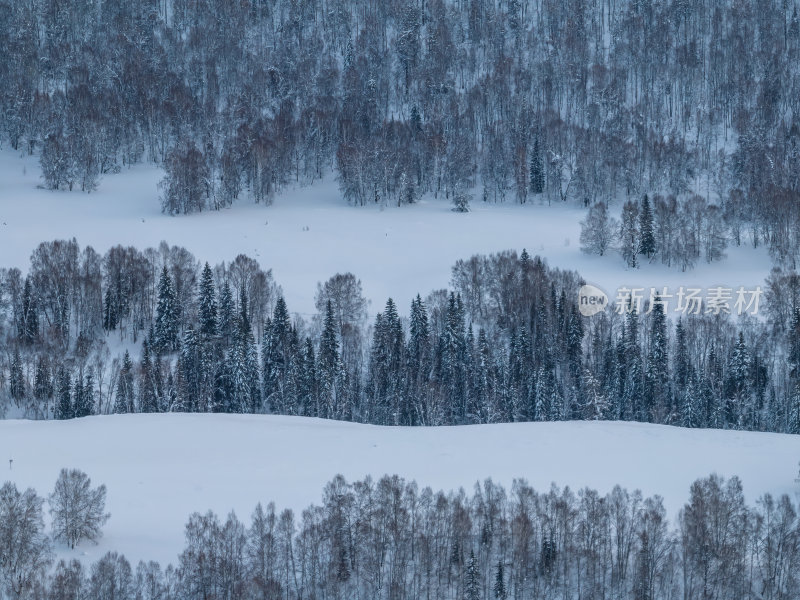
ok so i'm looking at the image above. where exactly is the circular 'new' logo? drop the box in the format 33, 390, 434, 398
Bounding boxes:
578, 284, 608, 317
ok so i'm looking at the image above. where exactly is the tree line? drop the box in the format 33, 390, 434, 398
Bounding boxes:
2, 239, 800, 433
3, 0, 800, 222
3, 472, 800, 600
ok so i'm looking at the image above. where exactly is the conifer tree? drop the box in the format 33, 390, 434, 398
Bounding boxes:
217, 280, 235, 346
55, 366, 72, 420
529, 137, 544, 194
139, 338, 159, 413
198, 262, 218, 339
319, 300, 344, 419
493, 562, 507, 600
73, 371, 94, 418
645, 295, 669, 421
20, 277, 38, 345
33, 356, 53, 414
464, 550, 480, 600
620, 200, 640, 267
406, 295, 431, 424
114, 350, 135, 414
154, 266, 179, 353
177, 328, 202, 412
639, 194, 656, 259
9, 347, 25, 401
103, 285, 117, 330
298, 338, 318, 416
262, 297, 292, 412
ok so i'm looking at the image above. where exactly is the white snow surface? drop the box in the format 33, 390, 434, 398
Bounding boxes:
0, 414, 798, 566
0, 150, 773, 317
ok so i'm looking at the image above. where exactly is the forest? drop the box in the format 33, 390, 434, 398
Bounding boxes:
2, 0, 800, 268
3, 472, 800, 600
1, 238, 800, 434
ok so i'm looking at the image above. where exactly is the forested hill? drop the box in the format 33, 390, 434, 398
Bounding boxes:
2, 0, 798, 213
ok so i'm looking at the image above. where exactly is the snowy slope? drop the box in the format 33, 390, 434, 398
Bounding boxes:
0, 414, 797, 566
0, 151, 772, 317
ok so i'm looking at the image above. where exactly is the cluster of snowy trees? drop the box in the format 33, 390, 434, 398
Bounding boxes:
581, 191, 800, 271
2, 0, 800, 214
3, 473, 800, 600
581, 194, 728, 270
0, 469, 108, 599
3, 240, 800, 433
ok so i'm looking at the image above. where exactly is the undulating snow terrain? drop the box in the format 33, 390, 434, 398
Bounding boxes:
1, 414, 797, 566
0, 150, 772, 317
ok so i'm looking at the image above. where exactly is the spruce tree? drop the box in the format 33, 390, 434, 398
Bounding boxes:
218, 280, 235, 346
464, 550, 480, 600
638, 194, 656, 259
103, 284, 117, 330
620, 200, 640, 267
55, 366, 72, 420
114, 350, 135, 414
154, 265, 179, 353
9, 347, 25, 401
407, 294, 431, 424
298, 338, 317, 416
73, 371, 94, 418
20, 277, 38, 345
33, 356, 53, 413
493, 562, 507, 600
529, 137, 544, 194
262, 297, 292, 412
645, 295, 669, 421
72, 374, 84, 418
198, 262, 218, 339
139, 338, 159, 413
178, 328, 202, 412
319, 300, 344, 419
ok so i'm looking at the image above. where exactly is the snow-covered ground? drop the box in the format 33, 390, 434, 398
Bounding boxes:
0, 414, 797, 566
0, 150, 773, 317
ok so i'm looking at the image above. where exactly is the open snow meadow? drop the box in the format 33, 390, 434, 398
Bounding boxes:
0, 149, 773, 317
1, 414, 798, 566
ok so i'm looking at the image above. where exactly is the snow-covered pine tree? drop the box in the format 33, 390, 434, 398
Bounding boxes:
728, 331, 750, 427
645, 295, 669, 422
217, 280, 235, 347
177, 328, 202, 412
639, 194, 656, 259
298, 337, 317, 416
73, 371, 94, 418
529, 137, 544, 194
620, 200, 639, 267
21, 277, 38, 345
139, 338, 159, 413
114, 350, 135, 414
493, 561, 507, 600
319, 300, 344, 420
464, 550, 480, 600
154, 265, 179, 353
262, 297, 292, 413
198, 262, 217, 339
55, 366, 72, 420
33, 356, 53, 415
406, 294, 431, 425
9, 347, 25, 401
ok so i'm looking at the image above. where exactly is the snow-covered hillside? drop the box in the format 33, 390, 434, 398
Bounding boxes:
0, 150, 772, 317
0, 414, 797, 566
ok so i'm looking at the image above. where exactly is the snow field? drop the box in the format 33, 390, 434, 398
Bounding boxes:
0, 414, 797, 565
